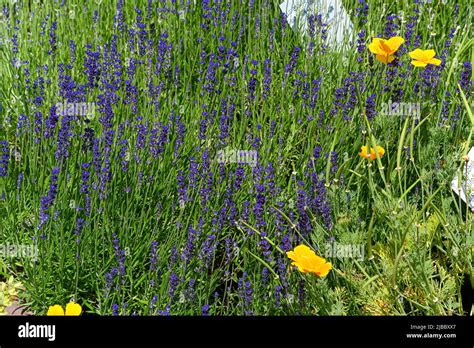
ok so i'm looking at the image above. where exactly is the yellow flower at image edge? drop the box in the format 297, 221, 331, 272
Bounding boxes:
286, 245, 332, 277
359, 145, 385, 161
409, 49, 442, 67
47, 302, 82, 316
368, 36, 404, 64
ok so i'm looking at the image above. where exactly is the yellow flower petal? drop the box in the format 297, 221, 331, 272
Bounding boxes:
47, 305, 65, 316
310, 254, 325, 264
375, 146, 385, 157
65, 302, 82, 316
286, 250, 296, 261
422, 49, 436, 60
427, 57, 442, 66
359, 146, 371, 159
411, 60, 428, 67
369, 149, 377, 160
292, 261, 306, 272
385, 36, 405, 53
293, 244, 313, 256
408, 49, 425, 61
297, 257, 314, 272
315, 262, 332, 277
297, 265, 308, 273
375, 54, 394, 64
379, 40, 393, 55
368, 39, 384, 55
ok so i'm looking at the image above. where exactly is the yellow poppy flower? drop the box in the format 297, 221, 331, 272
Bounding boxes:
47, 301, 82, 316
46, 304, 65, 316
359, 145, 385, 161
408, 49, 442, 67
286, 245, 332, 277
368, 36, 405, 64
65, 302, 82, 316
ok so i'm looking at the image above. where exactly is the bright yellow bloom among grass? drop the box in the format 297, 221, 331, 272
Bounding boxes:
359, 145, 385, 161
65, 302, 82, 315
46, 305, 64, 316
47, 301, 82, 316
408, 49, 442, 67
368, 36, 405, 64
286, 245, 332, 277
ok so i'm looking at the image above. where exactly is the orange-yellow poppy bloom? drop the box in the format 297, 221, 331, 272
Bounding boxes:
359, 145, 385, 161
368, 36, 405, 64
408, 49, 442, 67
286, 245, 332, 277
47, 302, 82, 316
